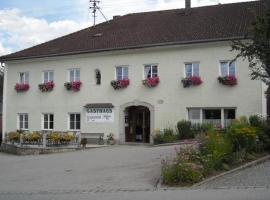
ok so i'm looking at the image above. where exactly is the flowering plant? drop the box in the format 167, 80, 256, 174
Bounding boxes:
39, 81, 54, 92
15, 83, 30, 92
64, 81, 82, 91
111, 79, 130, 89
142, 76, 159, 87
181, 76, 202, 88
217, 76, 237, 86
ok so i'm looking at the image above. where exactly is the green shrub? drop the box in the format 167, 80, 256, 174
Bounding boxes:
249, 115, 264, 127
23, 132, 42, 142
201, 130, 233, 171
7, 132, 20, 142
192, 123, 214, 137
153, 128, 178, 144
177, 120, 193, 139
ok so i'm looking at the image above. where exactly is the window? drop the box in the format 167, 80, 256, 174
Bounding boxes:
185, 63, 199, 77
69, 69, 80, 82
43, 71, 54, 83
144, 64, 158, 79
220, 61, 236, 77
69, 113, 80, 130
19, 72, 29, 84
116, 66, 128, 80
18, 113, 28, 130
43, 114, 54, 130
95, 69, 101, 85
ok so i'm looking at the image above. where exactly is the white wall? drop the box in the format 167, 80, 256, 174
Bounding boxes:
3, 41, 263, 140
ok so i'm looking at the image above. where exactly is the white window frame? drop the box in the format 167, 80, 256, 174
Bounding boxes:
68, 68, 80, 82
43, 71, 54, 83
115, 66, 129, 80
68, 113, 81, 131
42, 113, 54, 130
144, 64, 158, 79
219, 61, 236, 77
184, 62, 200, 77
17, 113, 29, 130
19, 72, 29, 84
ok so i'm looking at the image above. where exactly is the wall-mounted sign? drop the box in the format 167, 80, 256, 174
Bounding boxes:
85, 108, 114, 123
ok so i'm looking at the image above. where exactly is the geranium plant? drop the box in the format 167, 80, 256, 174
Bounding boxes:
39, 81, 54, 92
181, 76, 202, 88
15, 83, 30, 92
64, 81, 82, 91
217, 76, 237, 86
111, 79, 130, 89
142, 76, 160, 87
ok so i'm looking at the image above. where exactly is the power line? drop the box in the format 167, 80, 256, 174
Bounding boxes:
89, 0, 100, 26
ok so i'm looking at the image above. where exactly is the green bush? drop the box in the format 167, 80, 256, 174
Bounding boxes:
201, 130, 233, 171
7, 132, 20, 142
153, 128, 178, 144
191, 123, 214, 136
249, 115, 264, 127
177, 120, 193, 139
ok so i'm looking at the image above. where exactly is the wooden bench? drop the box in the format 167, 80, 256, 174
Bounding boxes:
81, 133, 104, 145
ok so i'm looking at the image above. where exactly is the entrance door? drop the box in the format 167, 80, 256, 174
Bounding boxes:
125, 106, 150, 143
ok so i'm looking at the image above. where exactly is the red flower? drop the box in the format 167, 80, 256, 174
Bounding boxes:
119, 79, 130, 88
71, 81, 82, 91
143, 76, 159, 87
15, 83, 30, 92
191, 76, 202, 85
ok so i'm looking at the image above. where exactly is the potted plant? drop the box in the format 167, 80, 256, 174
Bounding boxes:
217, 75, 237, 86
39, 81, 55, 92
81, 138, 87, 148
107, 133, 115, 145
181, 76, 202, 88
64, 81, 82, 91
142, 76, 160, 87
111, 79, 130, 89
14, 83, 30, 92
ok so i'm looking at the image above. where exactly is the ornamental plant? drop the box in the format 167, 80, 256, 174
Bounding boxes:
181, 76, 202, 88
23, 132, 42, 142
111, 79, 130, 89
14, 83, 30, 92
64, 81, 82, 91
7, 132, 20, 142
39, 81, 54, 92
142, 76, 159, 87
217, 75, 237, 86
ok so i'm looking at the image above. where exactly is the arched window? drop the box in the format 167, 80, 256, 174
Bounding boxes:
95, 69, 101, 85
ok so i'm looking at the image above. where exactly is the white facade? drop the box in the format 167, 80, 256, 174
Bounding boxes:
2, 41, 265, 143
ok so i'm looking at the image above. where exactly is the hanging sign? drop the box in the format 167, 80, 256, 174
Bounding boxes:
85, 108, 114, 123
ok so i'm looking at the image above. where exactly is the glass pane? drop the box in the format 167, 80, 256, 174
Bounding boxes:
76, 114, 80, 122
144, 65, 151, 78
70, 70, 74, 82
70, 114, 74, 122
75, 69, 80, 81
25, 122, 28, 129
44, 114, 48, 122
19, 115, 23, 122
19, 121, 23, 129
70, 122, 74, 130
185, 64, 192, 77
50, 114, 54, 122
229, 62, 236, 76
49, 71, 54, 82
25, 72, 29, 84
24, 114, 28, 123
50, 121, 54, 129
220, 62, 228, 77
44, 72, 48, 83
189, 109, 200, 120
44, 122, 48, 129
193, 63, 200, 76
123, 67, 128, 79
152, 66, 158, 77
76, 121, 80, 130
20, 73, 24, 84
116, 67, 122, 80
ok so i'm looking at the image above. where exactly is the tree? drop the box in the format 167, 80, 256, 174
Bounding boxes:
231, 0, 270, 84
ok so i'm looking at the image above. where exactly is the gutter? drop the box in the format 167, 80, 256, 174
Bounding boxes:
0, 36, 247, 62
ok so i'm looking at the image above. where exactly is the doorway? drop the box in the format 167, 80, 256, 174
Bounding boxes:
124, 106, 150, 143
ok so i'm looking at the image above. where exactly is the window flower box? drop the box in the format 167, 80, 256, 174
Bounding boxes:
217, 76, 237, 86
181, 76, 202, 88
142, 77, 159, 87
64, 81, 82, 91
39, 81, 54, 92
111, 79, 130, 89
15, 83, 29, 92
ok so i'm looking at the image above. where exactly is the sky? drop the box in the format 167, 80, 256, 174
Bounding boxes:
0, 0, 256, 56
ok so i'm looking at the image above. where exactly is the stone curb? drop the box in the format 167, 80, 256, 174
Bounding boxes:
152, 140, 198, 147
157, 154, 270, 190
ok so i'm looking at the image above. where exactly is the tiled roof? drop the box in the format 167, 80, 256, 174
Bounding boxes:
0, 0, 265, 61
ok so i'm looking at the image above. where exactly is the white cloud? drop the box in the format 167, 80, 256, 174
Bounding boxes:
0, 42, 11, 56
0, 9, 88, 55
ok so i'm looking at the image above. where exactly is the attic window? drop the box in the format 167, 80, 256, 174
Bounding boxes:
93, 33, 103, 37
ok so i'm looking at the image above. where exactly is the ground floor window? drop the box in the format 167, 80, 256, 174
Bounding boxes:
18, 113, 28, 130
69, 113, 80, 130
43, 113, 54, 130
188, 108, 236, 128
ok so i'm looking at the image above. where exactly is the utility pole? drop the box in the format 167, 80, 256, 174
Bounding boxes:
89, 0, 100, 26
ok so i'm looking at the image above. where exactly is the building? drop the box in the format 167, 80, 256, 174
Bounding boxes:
0, 0, 266, 144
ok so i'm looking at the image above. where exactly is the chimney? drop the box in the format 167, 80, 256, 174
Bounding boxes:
185, 0, 191, 9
